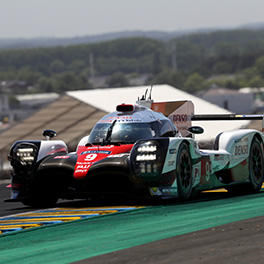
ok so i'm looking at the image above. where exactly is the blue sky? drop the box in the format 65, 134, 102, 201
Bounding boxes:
1, 0, 263, 38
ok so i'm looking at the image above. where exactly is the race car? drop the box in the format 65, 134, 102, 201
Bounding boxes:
6, 95, 264, 207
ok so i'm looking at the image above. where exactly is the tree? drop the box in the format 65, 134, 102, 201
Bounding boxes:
150, 69, 186, 89
16, 67, 42, 85
106, 72, 129, 87
248, 75, 264, 88
69, 60, 86, 73
52, 72, 86, 92
184, 73, 205, 93
37, 76, 55, 92
49, 60, 65, 74
255, 56, 264, 78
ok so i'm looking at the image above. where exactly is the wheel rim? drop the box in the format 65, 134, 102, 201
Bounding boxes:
250, 142, 264, 185
179, 150, 192, 193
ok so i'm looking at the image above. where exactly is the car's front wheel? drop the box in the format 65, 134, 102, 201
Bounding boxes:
176, 142, 193, 200
21, 181, 58, 208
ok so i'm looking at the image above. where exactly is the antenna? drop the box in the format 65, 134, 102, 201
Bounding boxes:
149, 85, 153, 100
144, 89, 148, 100
136, 86, 154, 108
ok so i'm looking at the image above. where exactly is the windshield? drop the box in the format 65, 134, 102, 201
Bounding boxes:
88, 122, 158, 144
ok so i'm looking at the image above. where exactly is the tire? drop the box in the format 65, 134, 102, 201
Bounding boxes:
22, 193, 58, 208
248, 137, 264, 192
22, 181, 58, 208
176, 142, 193, 200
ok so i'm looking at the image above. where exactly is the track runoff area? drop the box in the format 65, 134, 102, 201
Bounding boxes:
0, 206, 143, 234
0, 188, 229, 234
0, 183, 263, 235
1, 186, 264, 263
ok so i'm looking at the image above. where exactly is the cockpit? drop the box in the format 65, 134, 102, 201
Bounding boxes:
88, 119, 177, 144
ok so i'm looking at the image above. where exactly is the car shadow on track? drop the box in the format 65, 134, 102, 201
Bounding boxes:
47, 189, 264, 208
2, 187, 264, 215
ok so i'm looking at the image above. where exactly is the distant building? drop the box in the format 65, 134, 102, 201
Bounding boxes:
0, 95, 9, 112
0, 95, 13, 124
0, 80, 28, 93
239, 87, 264, 112
16, 93, 59, 108
202, 88, 254, 113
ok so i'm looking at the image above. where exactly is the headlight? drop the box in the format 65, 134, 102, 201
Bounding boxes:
136, 154, 157, 161
137, 145, 157, 152
131, 140, 161, 178
12, 143, 38, 167
16, 148, 35, 163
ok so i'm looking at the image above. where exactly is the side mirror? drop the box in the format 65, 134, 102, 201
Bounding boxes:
43, 129, 57, 140
188, 126, 204, 134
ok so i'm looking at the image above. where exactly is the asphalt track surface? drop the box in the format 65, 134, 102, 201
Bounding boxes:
76, 216, 264, 264
1, 181, 264, 263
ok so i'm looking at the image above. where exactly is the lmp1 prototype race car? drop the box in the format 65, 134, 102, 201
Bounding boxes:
6, 94, 264, 207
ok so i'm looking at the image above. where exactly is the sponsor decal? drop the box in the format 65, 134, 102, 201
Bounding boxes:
100, 116, 142, 123
169, 149, 177, 154
54, 155, 70, 159
205, 162, 210, 182
200, 157, 211, 184
161, 187, 177, 196
75, 164, 91, 174
84, 146, 114, 149
76, 161, 92, 165
234, 145, 248, 155
192, 164, 201, 187
168, 160, 175, 166
104, 116, 133, 120
84, 154, 98, 161
171, 114, 191, 123
76, 164, 91, 169
214, 154, 224, 161
81, 150, 111, 155
108, 154, 127, 158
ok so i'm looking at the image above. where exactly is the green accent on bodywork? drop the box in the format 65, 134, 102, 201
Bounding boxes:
192, 157, 203, 165
2, 192, 264, 263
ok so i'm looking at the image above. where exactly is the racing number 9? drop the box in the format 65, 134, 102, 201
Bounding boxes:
85, 154, 97, 161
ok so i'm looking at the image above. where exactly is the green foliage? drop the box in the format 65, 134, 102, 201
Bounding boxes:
8, 95, 20, 108
106, 72, 129, 87
255, 56, 264, 78
150, 69, 186, 89
248, 75, 264, 87
2, 30, 264, 94
184, 73, 205, 93
37, 76, 54, 92
49, 60, 65, 74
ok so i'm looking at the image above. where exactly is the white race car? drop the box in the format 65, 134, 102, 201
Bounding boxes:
7, 95, 264, 207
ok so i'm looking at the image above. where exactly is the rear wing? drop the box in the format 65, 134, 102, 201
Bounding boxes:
150, 100, 264, 135
192, 114, 264, 132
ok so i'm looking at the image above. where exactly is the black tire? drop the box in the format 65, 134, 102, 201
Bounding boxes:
248, 137, 264, 192
176, 142, 193, 200
22, 193, 58, 208
22, 182, 58, 208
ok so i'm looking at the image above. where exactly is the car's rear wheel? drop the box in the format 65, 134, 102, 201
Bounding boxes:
227, 137, 264, 195
248, 137, 264, 192
176, 142, 193, 200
